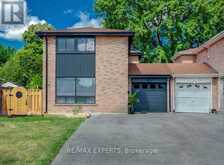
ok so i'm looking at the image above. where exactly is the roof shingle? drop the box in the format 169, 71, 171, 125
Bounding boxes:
129, 63, 218, 76
129, 64, 171, 76
167, 63, 218, 75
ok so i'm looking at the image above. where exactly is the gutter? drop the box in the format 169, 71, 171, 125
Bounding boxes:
36, 31, 134, 37
128, 75, 171, 78
128, 74, 218, 78
172, 74, 219, 78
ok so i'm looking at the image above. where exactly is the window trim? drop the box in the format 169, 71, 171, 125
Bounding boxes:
56, 36, 96, 105
56, 77, 96, 105
56, 36, 96, 54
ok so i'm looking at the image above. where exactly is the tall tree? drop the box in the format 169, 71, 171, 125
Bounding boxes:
95, 0, 224, 63
0, 45, 16, 66
0, 23, 53, 88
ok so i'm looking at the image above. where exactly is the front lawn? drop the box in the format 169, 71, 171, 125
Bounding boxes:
0, 116, 84, 165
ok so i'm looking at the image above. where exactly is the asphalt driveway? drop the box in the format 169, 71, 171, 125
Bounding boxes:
52, 113, 224, 165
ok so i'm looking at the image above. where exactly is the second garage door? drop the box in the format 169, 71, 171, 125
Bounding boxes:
175, 78, 212, 113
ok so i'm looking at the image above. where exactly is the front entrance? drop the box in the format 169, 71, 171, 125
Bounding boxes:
132, 78, 168, 113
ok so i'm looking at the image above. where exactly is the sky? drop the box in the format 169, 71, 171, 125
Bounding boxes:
0, 0, 101, 48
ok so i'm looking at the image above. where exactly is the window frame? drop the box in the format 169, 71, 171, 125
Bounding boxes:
56, 36, 96, 54
56, 77, 96, 105
56, 77, 76, 97
55, 36, 96, 105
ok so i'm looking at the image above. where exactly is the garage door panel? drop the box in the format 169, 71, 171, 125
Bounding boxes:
176, 93, 210, 98
145, 92, 166, 112
133, 82, 167, 113
175, 81, 211, 113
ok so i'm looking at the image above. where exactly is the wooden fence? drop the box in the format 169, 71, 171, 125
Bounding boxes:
1, 87, 43, 116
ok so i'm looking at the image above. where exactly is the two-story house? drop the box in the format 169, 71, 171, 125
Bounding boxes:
37, 27, 219, 114
37, 27, 134, 114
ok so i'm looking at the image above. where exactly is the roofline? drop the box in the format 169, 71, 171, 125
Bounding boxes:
129, 74, 218, 77
128, 74, 171, 77
36, 31, 134, 37
172, 74, 219, 78
172, 31, 224, 61
199, 31, 224, 51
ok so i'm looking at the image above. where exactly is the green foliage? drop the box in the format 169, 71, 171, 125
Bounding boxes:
27, 74, 42, 89
0, 116, 84, 165
0, 45, 16, 66
0, 23, 53, 88
95, 0, 224, 62
23, 23, 52, 46
128, 92, 138, 107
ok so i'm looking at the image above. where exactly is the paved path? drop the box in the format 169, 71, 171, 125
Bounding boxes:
52, 113, 224, 165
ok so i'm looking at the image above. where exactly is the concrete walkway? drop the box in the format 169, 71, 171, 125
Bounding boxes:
52, 113, 224, 165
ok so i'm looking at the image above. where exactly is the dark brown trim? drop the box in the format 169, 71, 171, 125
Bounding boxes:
128, 37, 131, 56
37, 31, 134, 37
129, 75, 171, 78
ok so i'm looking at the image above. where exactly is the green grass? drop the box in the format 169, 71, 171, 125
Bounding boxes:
0, 116, 85, 165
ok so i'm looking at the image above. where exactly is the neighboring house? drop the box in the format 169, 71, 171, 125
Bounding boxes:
129, 63, 218, 113
37, 27, 219, 114
172, 31, 224, 111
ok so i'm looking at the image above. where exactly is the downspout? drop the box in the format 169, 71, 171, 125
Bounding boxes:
45, 36, 48, 113
172, 74, 175, 112
128, 36, 131, 56
128, 36, 131, 93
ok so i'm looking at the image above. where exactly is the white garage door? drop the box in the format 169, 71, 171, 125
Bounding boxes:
175, 78, 212, 113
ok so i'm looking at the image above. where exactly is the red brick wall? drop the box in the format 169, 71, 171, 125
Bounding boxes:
212, 77, 219, 111
197, 38, 224, 74
43, 36, 129, 114
196, 38, 224, 111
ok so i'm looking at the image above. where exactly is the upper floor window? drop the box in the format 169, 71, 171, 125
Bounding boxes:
57, 37, 95, 53
56, 37, 96, 105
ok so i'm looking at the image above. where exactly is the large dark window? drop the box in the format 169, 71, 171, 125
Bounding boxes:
56, 37, 96, 104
